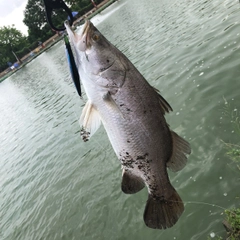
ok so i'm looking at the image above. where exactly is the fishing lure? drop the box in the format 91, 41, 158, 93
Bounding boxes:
64, 35, 81, 97
42, 0, 81, 97
43, 0, 73, 31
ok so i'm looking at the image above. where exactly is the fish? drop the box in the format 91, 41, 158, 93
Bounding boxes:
64, 20, 191, 229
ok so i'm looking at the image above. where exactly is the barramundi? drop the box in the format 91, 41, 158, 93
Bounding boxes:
65, 20, 191, 229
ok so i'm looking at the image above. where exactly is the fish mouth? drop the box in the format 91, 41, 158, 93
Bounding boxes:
64, 20, 77, 44
81, 20, 95, 50
64, 20, 74, 35
82, 20, 92, 37
64, 20, 93, 51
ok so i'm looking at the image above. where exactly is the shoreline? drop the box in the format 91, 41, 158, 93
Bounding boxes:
0, 0, 117, 83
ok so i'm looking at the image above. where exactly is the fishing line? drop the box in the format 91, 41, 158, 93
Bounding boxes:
169, 199, 227, 211
183, 201, 226, 211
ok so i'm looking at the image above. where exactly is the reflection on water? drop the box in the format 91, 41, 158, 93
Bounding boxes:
0, 0, 240, 239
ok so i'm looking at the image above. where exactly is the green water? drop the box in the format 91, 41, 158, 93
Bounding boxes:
0, 0, 240, 239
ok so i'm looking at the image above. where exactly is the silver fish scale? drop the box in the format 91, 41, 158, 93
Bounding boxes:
65, 20, 190, 229
97, 68, 173, 193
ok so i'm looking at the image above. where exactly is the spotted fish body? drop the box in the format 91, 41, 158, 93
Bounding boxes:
65, 20, 191, 229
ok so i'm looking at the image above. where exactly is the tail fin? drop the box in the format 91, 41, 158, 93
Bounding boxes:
143, 187, 184, 229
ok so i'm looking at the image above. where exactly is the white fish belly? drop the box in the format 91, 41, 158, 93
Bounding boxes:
95, 70, 172, 181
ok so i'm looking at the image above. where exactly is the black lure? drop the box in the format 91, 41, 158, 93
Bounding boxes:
42, 0, 81, 97
43, 0, 73, 31
64, 35, 81, 97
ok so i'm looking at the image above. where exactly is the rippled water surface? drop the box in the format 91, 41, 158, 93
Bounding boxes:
1, 0, 240, 239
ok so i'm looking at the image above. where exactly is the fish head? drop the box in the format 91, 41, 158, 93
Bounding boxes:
65, 20, 116, 74
64, 20, 126, 90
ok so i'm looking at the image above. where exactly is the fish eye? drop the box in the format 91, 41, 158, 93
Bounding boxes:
92, 33, 100, 41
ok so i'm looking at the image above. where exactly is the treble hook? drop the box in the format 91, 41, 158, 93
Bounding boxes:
43, 0, 74, 31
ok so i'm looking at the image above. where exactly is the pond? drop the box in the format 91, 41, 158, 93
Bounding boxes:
0, 0, 240, 239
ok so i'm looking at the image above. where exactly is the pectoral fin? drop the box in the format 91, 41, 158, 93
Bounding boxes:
167, 131, 191, 172
79, 101, 101, 142
103, 91, 124, 118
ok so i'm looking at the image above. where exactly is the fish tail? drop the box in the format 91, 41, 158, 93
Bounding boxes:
143, 186, 184, 229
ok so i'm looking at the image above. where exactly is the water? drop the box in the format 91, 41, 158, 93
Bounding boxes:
1, 0, 240, 239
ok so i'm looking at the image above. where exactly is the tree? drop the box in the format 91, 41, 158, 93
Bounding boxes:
0, 25, 28, 71
23, 0, 83, 42
23, 0, 105, 43
0, 0, 106, 72
23, 0, 54, 43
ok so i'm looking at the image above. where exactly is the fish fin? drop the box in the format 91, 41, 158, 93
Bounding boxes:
144, 186, 184, 229
154, 89, 173, 114
158, 94, 173, 114
121, 169, 145, 194
79, 101, 101, 142
167, 131, 191, 172
103, 91, 124, 118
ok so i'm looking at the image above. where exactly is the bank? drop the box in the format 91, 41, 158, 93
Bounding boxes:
0, 0, 117, 83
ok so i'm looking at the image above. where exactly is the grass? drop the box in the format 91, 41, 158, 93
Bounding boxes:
223, 208, 240, 240
222, 98, 240, 240
222, 97, 240, 171
210, 98, 240, 240
207, 207, 240, 240
222, 97, 240, 137
224, 142, 240, 171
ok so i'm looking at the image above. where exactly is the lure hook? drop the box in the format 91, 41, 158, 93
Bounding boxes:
43, 0, 74, 31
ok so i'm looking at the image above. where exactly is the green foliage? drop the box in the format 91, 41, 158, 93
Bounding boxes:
225, 144, 240, 166
16, 47, 31, 59
221, 99, 240, 240
0, 25, 27, 51
0, 25, 29, 71
222, 98, 240, 170
23, 0, 105, 44
223, 97, 240, 136
69, 0, 91, 12
224, 208, 240, 240
23, 0, 55, 43
78, 4, 94, 15
217, 99, 240, 240
206, 209, 240, 239
0, 0, 107, 73
23, 0, 46, 29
